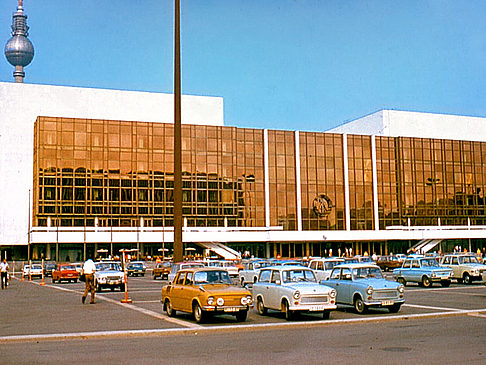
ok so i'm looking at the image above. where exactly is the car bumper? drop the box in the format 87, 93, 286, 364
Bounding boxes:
364, 298, 405, 307
202, 305, 251, 312
289, 303, 337, 312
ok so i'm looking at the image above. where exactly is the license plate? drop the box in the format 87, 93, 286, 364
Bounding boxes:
381, 300, 394, 306
223, 307, 239, 312
309, 305, 326, 311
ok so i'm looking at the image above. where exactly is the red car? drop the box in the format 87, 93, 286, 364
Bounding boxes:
52, 264, 79, 283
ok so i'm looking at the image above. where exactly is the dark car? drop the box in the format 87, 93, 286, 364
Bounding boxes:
376, 255, 402, 272
127, 262, 146, 277
43, 262, 57, 277
153, 261, 172, 280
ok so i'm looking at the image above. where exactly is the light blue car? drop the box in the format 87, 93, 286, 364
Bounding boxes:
393, 257, 453, 288
325, 263, 405, 314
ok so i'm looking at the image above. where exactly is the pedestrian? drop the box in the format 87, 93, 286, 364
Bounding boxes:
1, 259, 9, 290
82, 258, 96, 304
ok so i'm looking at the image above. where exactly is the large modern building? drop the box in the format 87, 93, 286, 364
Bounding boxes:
1, 3, 485, 262
1, 80, 486, 262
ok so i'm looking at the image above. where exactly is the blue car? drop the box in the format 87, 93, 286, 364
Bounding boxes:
393, 257, 453, 288
324, 263, 405, 314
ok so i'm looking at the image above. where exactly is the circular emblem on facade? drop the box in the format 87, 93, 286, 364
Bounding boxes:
312, 194, 333, 217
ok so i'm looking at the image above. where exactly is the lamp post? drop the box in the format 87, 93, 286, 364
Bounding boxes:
173, 0, 183, 263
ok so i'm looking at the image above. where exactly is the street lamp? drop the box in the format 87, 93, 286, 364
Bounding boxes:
173, 0, 183, 262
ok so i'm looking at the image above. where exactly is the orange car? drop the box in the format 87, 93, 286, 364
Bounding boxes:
162, 267, 252, 323
52, 263, 79, 283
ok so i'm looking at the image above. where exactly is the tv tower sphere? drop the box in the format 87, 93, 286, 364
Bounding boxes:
4, 1, 34, 82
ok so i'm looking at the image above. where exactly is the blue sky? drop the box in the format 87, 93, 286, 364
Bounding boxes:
1, 0, 486, 132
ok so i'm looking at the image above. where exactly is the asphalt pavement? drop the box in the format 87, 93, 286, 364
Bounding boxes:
1, 272, 485, 364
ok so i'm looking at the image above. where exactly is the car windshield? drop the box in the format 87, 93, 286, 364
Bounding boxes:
459, 256, 479, 264
324, 261, 342, 270
61, 265, 76, 271
282, 269, 317, 283
181, 263, 205, 270
352, 267, 383, 279
421, 259, 439, 267
32, 264, 42, 269
193, 270, 232, 285
96, 263, 121, 271
129, 263, 143, 269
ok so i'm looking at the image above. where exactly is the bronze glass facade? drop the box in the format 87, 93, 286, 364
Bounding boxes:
33, 116, 486, 232
34, 117, 265, 229
299, 132, 345, 230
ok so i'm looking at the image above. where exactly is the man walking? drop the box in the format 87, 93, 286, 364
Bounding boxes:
82, 258, 96, 304
1, 259, 9, 289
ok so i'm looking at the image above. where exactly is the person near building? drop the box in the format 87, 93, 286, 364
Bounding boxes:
81, 258, 96, 304
1, 259, 9, 290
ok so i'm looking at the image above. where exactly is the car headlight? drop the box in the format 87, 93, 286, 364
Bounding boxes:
366, 286, 373, 295
207, 296, 215, 305
293, 291, 301, 300
472, 270, 479, 275
241, 296, 248, 305
431, 272, 436, 278
246, 295, 253, 305
216, 297, 225, 306
329, 289, 337, 298
398, 285, 404, 293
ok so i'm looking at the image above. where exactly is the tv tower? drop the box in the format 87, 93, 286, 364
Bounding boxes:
4, 0, 34, 83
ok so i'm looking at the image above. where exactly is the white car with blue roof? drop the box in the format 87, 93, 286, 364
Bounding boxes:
252, 265, 337, 320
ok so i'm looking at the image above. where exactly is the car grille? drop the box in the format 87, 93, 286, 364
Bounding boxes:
372, 290, 399, 300
301, 295, 329, 304
107, 276, 121, 281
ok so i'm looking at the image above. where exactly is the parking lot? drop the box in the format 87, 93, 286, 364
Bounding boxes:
1, 270, 485, 337
1, 270, 485, 364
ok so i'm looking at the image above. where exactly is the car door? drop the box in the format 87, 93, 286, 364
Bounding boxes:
400, 260, 412, 281
266, 269, 282, 309
179, 272, 196, 313
337, 268, 353, 304
169, 272, 187, 310
410, 260, 421, 281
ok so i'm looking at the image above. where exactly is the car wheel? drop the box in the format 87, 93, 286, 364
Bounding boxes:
397, 277, 407, 286
52, 278, 56, 284
283, 300, 294, 320
463, 273, 472, 284
193, 302, 206, 323
256, 297, 267, 315
74, 279, 78, 283
120, 284, 125, 292
388, 304, 401, 313
441, 280, 451, 287
322, 310, 331, 320
354, 296, 368, 314
165, 299, 176, 317
235, 310, 248, 322
421, 276, 432, 288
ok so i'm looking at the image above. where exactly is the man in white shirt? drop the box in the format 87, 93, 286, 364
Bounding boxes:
82, 258, 96, 304
0, 259, 9, 289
